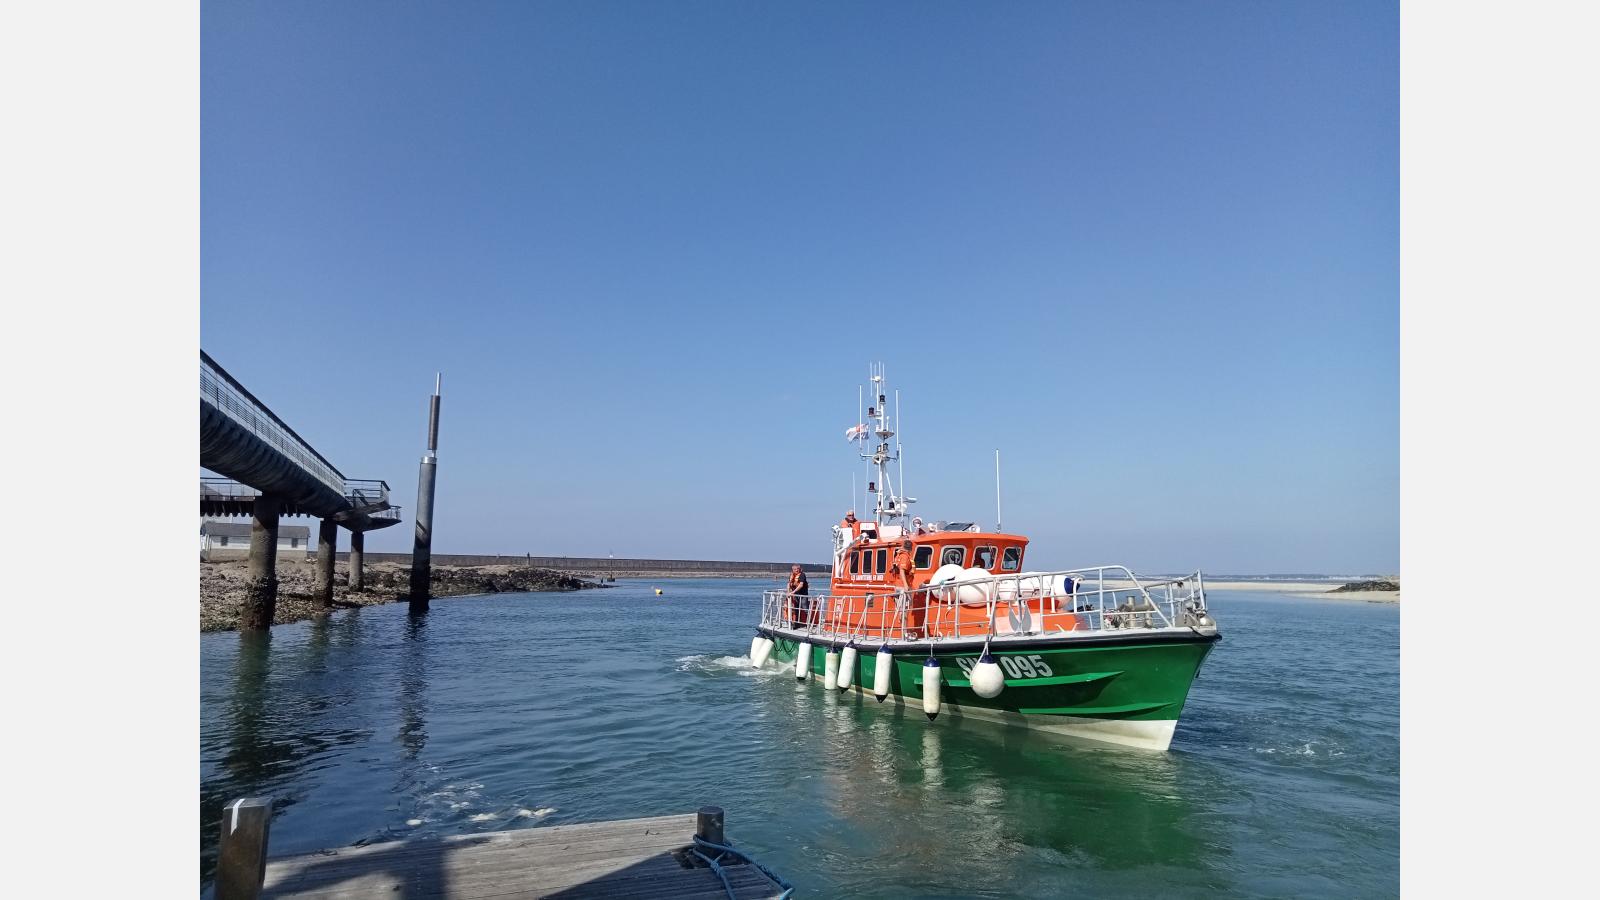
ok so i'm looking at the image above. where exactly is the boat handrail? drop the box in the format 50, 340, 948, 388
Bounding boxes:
759, 566, 1211, 643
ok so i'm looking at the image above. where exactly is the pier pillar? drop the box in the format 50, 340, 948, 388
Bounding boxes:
409, 375, 441, 613
349, 531, 365, 592
240, 494, 281, 631
314, 518, 338, 610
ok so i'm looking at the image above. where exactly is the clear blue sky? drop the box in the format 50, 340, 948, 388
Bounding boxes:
202, 1, 1397, 574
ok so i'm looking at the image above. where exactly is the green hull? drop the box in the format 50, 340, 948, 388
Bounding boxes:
765, 632, 1217, 751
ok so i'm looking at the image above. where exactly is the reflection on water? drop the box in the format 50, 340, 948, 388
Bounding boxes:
199, 618, 373, 884
399, 612, 428, 762
200, 582, 1397, 897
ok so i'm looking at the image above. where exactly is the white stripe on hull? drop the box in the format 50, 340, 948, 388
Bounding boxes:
840, 683, 1179, 752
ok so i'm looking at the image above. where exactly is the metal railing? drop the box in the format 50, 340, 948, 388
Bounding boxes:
201, 475, 397, 520
200, 477, 260, 500
760, 567, 1212, 645
343, 479, 391, 511
201, 352, 347, 499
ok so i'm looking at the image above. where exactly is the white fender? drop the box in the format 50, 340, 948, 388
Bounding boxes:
921, 657, 942, 719
838, 644, 858, 690
823, 647, 840, 690
996, 572, 1045, 602
873, 646, 893, 701
956, 567, 994, 604
751, 636, 774, 669
968, 652, 1006, 699
929, 563, 966, 602
794, 641, 810, 681
750, 634, 763, 661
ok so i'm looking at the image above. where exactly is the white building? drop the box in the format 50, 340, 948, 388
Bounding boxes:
201, 520, 311, 561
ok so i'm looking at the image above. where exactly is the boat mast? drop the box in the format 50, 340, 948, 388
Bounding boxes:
857, 363, 915, 527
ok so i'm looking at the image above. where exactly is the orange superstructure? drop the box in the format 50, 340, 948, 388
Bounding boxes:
832, 531, 1030, 594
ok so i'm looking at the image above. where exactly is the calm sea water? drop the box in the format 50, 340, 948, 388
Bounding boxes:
200, 579, 1398, 897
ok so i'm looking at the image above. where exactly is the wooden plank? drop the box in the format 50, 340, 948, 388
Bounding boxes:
266, 861, 776, 900
270, 814, 693, 868
256, 812, 795, 900
264, 816, 694, 887
266, 834, 692, 892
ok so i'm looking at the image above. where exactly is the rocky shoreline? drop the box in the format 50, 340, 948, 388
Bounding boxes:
1330, 579, 1400, 593
200, 559, 604, 632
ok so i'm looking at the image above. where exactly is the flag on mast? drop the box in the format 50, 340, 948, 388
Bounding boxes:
844, 423, 867, 441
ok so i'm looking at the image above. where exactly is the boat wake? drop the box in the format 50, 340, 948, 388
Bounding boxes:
674, 653, 776, 677
376, 764, 563, 840
1252, 741, 1344, 758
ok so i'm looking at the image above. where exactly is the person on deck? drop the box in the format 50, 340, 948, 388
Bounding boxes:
787, 564, 811, 626
841, 510, 861, 539
891, 538, 923, 633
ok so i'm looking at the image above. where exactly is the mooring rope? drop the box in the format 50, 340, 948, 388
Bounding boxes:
690, 834, 796, 900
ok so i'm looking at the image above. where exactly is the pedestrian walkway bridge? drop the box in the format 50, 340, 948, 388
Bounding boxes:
200, 351, 400, 531
201, 350, 405, 627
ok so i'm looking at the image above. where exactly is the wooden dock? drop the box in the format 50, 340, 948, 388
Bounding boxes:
216, 800, 789, 899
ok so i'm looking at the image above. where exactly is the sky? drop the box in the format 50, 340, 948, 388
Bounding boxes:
201, 0, 1398, 574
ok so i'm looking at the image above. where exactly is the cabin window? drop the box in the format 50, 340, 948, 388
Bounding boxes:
974, 546, 998, 570
218, 535, 229, 547
290, 537, 300, 549
940, 546, 966, 568
875, 549, 887, 574
850, 551, 860, 575
914, 546, 934, 570
1001, 547, 1022, 571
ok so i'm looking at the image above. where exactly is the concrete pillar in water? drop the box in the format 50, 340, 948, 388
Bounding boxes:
241, 493, 281, 631
349, 531, 365, 593
314, 518, 338, 610
408, 374, 441, 612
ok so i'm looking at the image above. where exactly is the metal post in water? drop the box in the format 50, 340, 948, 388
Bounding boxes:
409, 374, 441, 612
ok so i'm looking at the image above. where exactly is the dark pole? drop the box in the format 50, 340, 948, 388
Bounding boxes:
409, 374, 441, 612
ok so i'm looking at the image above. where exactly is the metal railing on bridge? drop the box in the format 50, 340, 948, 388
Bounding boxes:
201, 476, 401, 522
201, 352, 347, 499
343, 479, 391, 512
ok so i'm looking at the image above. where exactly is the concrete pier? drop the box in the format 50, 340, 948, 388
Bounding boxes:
348, 531, 364, 592
314, 518, 337, 610
241, 494, 281, 631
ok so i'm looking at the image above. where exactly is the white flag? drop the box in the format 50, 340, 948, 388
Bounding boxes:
844, 424, 867, 441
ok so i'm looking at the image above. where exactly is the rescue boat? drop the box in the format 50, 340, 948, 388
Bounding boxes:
752, 364, 1221, 751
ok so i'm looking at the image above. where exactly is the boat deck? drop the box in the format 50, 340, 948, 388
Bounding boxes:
255, 814, 787, 899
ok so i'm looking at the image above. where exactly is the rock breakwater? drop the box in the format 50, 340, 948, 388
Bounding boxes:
200, 559, 603, 632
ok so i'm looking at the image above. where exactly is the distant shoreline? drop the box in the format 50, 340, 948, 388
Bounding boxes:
1103, 578, 1399, 602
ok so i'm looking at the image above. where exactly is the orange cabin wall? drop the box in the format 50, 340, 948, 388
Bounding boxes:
830, 533, 1030, 594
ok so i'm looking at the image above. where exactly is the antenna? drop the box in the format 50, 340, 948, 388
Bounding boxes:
857, 384, 865, 512
896, 389, 905, 507
994, 449, 1002, 532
